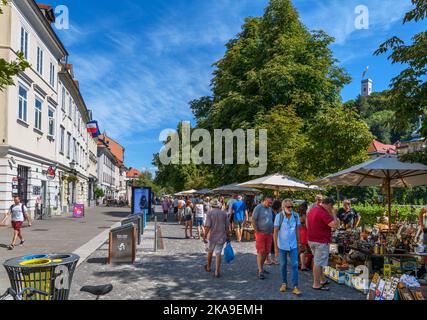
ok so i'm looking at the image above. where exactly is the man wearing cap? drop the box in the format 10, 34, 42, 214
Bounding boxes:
204, 199, 230, 278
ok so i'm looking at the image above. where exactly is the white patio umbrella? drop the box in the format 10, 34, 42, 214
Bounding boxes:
211, 183, 261, 196
313, 155, 427, 229
238, 173, 316, 192
174, 189, 197, 196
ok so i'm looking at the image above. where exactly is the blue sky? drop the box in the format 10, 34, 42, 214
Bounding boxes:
50, 0, 426, 174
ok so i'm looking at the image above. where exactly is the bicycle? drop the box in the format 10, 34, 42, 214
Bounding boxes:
0, 284, 113, 301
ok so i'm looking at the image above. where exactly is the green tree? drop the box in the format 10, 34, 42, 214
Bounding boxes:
0, 0, 30, 91
300, 106, 373, 178
135, 170, 161, 194
255, 105, 306, 178
374, 0, 427, 136
344, 91, 413, 144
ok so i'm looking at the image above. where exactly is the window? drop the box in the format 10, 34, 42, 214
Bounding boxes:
34, 98, 42, 131
61, 85, 66, 111
74, 104, 77, 125
49, 62, 55, 87
18, 85, 28, 122
68, 96, 72, 117
20, 27, 28, 59
36, 47, 43, 75
73, 138, 77, 162
66, 133, 71, 158
60, 127, 65, 154
48, 107, 55, 137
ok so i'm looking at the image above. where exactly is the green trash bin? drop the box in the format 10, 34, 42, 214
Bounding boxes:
3, 254, 79, 300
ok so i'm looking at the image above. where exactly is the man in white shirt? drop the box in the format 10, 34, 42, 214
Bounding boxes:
6, 196, 31, 250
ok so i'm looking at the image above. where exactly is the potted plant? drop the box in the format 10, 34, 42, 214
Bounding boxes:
94, 188, 105, 206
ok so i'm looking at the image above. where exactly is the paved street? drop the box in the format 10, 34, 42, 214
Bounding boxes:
71, 214, 365, 300
0, 206, 130, 292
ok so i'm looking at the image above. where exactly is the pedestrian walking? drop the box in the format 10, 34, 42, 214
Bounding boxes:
231, 195, 248, 243
6, 196, 32, 250
203, 199, 230, 278
203, 197, 211, 225
226, 194, 237, 233
252, 197, 274, 280
184, 200, 194, 239
265, 200, 281, 265
177, 197, 186, 225
274, 199, 302, 296
194, 199, 205, 240
173, 197, 179, 221
162, 196, 171, 222
307, 197, 339, 291
297, 202, 311, 272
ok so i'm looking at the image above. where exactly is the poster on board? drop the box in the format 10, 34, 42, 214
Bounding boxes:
131, 187, 152, 216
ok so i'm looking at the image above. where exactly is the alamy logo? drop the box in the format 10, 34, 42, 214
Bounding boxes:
54, 5, 69, 30
159, 122, 268, 176
354, 5, 369, 30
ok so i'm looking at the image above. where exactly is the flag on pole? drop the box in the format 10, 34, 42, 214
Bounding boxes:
87, 120, 101, 138
362, 66, 369, 79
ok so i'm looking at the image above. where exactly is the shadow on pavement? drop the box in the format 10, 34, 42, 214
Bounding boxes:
101, 211, 130, 219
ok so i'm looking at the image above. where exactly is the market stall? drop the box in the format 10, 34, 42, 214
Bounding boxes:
313, 155, 427, 300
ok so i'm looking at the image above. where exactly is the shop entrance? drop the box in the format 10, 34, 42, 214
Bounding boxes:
17, 165, 29, 205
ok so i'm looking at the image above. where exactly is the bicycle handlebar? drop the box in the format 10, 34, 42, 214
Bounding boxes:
0, 287, 49, 300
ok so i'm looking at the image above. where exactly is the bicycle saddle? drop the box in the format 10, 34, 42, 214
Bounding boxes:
80, 284, 113, 296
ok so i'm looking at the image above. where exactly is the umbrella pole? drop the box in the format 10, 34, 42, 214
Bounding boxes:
336, 187, 340, 208
387, 178, 392, 231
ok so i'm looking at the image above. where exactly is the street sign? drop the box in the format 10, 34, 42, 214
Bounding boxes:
108, 224, 136, 264
122, 215, 142, 245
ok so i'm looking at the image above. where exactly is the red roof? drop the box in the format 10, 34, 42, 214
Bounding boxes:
368, 140, 397, 155
99, 134, 125, 163
37, 4, 52, 10
126, 168, 142, 178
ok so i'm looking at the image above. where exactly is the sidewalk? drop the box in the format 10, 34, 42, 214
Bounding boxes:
71, 214, 365, 300
0, 206, 131, 292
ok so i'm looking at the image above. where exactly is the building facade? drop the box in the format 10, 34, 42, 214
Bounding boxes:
97, 134, 126, 202
0, 1, 100, 218
0, 1, 67, 218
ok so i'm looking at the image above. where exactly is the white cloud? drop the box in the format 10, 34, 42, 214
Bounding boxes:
295, 0, 413, 45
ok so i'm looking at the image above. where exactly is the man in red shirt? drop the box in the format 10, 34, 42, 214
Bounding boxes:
307, 197, 338, 291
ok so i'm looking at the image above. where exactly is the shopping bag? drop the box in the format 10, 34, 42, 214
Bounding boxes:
224, 242, 235, 264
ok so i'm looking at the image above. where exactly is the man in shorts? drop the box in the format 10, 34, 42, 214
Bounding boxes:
6, 196, 31, 250
204, 199, 230, 278
252, 197, 274, 280
232, 195, 248, 242
194, 199, 205, 239
177, 197, 186, 225
307, 197, 338, 291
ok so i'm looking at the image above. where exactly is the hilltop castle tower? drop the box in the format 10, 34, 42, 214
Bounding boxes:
361, 79, 373, 97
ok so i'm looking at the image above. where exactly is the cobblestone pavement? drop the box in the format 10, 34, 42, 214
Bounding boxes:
71, 214, 365, 300
0, 206, 130, 291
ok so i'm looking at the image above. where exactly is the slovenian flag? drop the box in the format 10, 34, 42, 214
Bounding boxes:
87, 120, 101, 138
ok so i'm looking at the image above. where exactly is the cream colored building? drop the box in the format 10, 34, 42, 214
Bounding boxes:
0, 0, 67, 218
0, 1, 97, 217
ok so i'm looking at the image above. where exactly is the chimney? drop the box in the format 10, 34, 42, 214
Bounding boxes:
37, 4, 56, 24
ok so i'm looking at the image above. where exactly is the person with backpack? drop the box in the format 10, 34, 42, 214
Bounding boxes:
274, 199, 302, 296
6, 196, 32, 250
